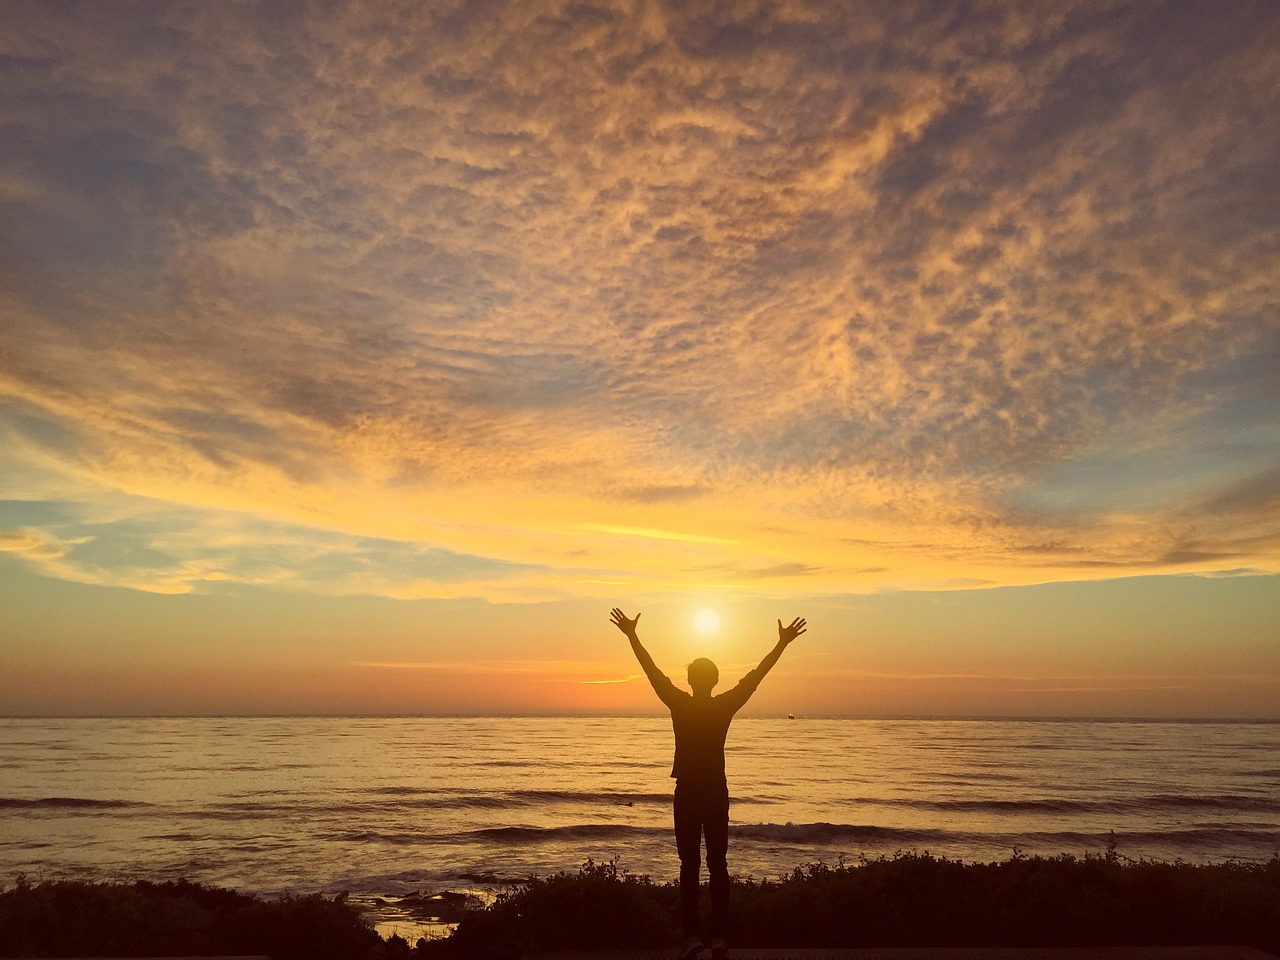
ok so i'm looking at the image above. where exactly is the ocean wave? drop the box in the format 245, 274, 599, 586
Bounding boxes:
508, 789, 671, 805
368, 785, 670, 805
732, 822, 944, 845
320, 823, 948, 848
197, 790, 1275, 820
877, 794, 1278, 814
1104, 827, 1280, 848
204, 792, 672, 817
508, 788, 768, 806
358, 796, 522, 811
317, 819, 1280, 851
0, 797, 149, 809
731, 823, 1280, 852
314, 824, 663, 845
472, 824, 662, 842
299, 788, 692, 812
454, 821, 1280, 852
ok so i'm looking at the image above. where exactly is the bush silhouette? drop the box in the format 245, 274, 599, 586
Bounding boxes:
0, 876, 379, 960
425, 851, 1280, 958
5, 852, 1277, 960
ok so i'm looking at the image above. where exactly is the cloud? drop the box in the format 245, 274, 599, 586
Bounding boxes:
1, 0, 1277, 599
576, 523, 739, 546
614, 483, 709, 504
0, 528, 74, 562
1197, 466, 1280, 519
353, 659, 640, 681
0, 488, 557, 599
578, 674, 644, 685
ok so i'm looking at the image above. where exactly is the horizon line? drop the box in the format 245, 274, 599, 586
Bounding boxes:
2, 712, 1278, 723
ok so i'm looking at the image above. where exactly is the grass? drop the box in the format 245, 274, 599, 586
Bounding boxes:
425, 849, 1280, 960
4, 848, 1278, 959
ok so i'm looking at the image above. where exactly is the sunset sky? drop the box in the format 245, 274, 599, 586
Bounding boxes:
2, 1, 1277, 717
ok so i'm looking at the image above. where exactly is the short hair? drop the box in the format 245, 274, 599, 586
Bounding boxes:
687, 657, 719, 691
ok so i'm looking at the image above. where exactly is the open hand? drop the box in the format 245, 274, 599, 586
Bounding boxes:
778, 617, 806, 645
610, 608, 640, 640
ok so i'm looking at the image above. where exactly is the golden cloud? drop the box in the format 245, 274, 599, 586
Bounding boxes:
1, 1, 1277, 600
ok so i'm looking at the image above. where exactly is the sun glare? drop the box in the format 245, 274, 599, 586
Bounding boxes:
694, 608, 720, 635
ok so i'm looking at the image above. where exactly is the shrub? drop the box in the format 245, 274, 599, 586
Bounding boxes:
424, 859, 676, 960
424, 851, 1280, 958
6, 852, 1277, 959
0, 876, 380, 960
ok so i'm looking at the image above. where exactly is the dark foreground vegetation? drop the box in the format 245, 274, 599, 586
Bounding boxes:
0, 877, 383, 960
4, 849, 1278, 959
430, 852, 1280, 959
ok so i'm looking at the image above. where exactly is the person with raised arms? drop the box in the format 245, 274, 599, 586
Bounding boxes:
609, 608, 807, 960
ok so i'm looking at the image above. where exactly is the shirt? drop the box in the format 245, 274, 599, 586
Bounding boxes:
649, 668, 764, 782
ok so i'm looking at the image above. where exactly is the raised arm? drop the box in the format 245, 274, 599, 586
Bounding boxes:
609, 608, 674, 700
753, 616, 807, 680
718, 616, 808, 713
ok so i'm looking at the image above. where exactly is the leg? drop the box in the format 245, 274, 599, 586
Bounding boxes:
673, 783, 703, 938
703, 783, 730, 939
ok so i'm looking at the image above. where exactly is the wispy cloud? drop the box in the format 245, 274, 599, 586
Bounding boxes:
354, 659, 639, 681
576, 523, 740, 546
578, 675, 644, 685
1, 1, 1277, 600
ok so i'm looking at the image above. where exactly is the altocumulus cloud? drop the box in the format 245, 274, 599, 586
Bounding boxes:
0, 0, 1277, 599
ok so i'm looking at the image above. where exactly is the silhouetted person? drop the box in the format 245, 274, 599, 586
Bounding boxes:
610, 608, 806, 960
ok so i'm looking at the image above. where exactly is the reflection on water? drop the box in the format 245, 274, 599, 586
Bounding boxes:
1, 716, 1277, 915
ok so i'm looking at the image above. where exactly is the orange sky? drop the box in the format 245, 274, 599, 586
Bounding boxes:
1, 1, 1278, 716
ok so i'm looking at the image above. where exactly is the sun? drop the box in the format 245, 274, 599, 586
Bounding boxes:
694, 608, 720, 635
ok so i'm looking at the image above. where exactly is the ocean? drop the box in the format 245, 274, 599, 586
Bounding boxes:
1, 716, 1277, 941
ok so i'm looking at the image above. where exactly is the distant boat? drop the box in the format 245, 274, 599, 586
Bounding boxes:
787, 712, 795, 720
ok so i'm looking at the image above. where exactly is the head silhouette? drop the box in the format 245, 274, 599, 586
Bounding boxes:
687, 657, 719, 696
